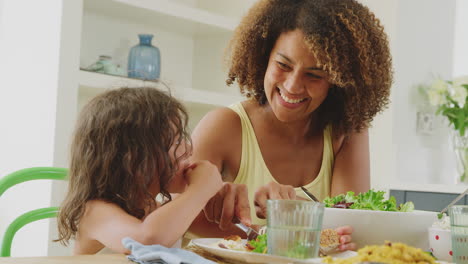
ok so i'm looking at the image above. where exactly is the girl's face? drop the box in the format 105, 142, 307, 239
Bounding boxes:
166, 137, 192, 193
263, 29, 331, 123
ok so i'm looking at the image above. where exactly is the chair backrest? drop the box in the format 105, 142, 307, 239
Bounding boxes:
0, 167, 68, 257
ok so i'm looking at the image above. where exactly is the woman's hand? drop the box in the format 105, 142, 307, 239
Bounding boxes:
335, 225, 356, 251
254, 181, 296, 219
203, 182, 252, 230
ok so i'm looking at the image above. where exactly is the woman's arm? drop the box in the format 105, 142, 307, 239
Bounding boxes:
190, 107, 252, 229
330, 128, 370, 196
191, 107, 242, 178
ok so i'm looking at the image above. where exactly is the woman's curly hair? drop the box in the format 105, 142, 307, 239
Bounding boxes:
226, 0, 393, 135
56, 87, 191, 245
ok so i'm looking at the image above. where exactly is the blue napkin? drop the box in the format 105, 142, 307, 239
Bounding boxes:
122, 237, 216, 264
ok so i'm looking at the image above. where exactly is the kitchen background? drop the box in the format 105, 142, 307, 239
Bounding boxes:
0, 0, 467, 257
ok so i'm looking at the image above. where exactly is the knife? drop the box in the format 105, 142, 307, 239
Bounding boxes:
233, 217, 259, 241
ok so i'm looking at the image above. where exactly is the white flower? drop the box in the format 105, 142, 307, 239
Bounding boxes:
427, 89, 446, 106
431, 79, 449, 93
451, 84, 467, 107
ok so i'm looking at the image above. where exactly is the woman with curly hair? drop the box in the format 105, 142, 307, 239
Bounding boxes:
189, 0, 392, 251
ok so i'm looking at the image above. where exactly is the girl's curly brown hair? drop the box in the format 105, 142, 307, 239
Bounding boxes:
226, 0, 393, 135
56, 87, 191, 245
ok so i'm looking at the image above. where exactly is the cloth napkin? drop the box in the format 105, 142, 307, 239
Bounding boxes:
122, 237, 216, 264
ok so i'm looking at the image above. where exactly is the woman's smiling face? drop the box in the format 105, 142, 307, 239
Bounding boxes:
263, 29, 331, 123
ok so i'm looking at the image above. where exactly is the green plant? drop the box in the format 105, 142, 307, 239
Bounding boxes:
421, 76, 468, 136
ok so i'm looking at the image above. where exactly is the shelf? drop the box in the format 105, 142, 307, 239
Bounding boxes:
78, 70, 243, 107
83, 0, 238, 36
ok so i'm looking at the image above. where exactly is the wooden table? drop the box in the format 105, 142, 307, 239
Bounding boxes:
0, 247, 230, 264
0, 254, 132, 264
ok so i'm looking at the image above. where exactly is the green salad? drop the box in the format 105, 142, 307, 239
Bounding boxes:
247, 234, 267, 253
323, 189, 415, 212
247, 234, 310, 258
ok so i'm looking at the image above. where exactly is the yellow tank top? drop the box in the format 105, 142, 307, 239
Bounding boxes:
229, 103, 334, 225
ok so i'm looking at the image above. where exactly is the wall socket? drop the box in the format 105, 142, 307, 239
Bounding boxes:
416, 111, 435, 135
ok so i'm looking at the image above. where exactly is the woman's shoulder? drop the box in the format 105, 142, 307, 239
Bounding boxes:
192, 104, 244, 140
191, 103, 246, 171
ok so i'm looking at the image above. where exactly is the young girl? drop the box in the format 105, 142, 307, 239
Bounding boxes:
56, 87, 223, 254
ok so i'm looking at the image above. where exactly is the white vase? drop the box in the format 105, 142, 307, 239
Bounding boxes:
451, 129, 468, 184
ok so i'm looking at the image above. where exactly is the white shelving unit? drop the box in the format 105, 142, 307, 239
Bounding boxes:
78, 0, 243, 129
78, 70, 243, 110
84, 0, 238, 34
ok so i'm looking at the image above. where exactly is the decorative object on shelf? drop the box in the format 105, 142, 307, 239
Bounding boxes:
127, 34, 161, 80
85, 55, 126, 76
421, 76, 468, 183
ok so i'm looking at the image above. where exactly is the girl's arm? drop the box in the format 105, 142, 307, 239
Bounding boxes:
330, 128, 370, 196
78, 160, 222, 254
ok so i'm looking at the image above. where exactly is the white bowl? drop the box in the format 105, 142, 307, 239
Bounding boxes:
322, 208, 438, 249
428, 227, 452, 262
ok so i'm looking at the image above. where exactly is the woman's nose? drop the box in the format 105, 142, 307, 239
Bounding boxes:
283, 71, 305, 94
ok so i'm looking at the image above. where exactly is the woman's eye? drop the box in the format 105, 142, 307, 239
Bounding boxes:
276, 61, 290, 70
306, 72, 324, 80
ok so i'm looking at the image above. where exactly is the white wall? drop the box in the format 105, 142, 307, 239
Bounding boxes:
392, 0, 457, 185
358, 0, 399, 190
453, 0, 468, 77
346, 0, 466, 189
0, 0, 63, 257
47, 0, 83, 256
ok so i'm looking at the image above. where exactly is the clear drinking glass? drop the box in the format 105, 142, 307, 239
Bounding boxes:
450, 205, 468, 264
267, 200, 324, 259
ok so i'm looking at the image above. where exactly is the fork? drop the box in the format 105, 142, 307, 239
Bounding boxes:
439, 187, 468, 217
300, 186, 320, 202
233, 217, 260, 240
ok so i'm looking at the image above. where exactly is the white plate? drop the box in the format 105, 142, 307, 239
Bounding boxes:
192, 238, 356, 264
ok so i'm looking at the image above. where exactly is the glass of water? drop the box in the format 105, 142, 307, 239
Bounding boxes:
450, 205, 468, 264
267, 200, 324, 259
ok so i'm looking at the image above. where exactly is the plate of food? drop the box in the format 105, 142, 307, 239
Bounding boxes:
192, 232, 356, 264
193, 237, 450, 264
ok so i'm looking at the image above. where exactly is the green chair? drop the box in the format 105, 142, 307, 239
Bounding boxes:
0, 167, 68, 257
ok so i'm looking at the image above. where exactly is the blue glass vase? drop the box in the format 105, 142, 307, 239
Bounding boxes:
128, 34, 161, 80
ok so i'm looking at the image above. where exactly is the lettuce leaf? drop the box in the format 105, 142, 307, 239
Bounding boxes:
248, 234, 267, 253
324, 189, 414, 212
399, 201, 415, 212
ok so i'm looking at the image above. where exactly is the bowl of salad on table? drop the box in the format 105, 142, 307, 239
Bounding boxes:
322, 189, 438, 249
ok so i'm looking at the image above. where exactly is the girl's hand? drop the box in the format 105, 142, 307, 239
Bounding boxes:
254, 181, 296, 219
335, 225, 356, 251
184, 160, 223, 198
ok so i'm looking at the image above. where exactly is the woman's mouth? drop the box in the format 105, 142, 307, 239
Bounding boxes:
277, 88, 308, 105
